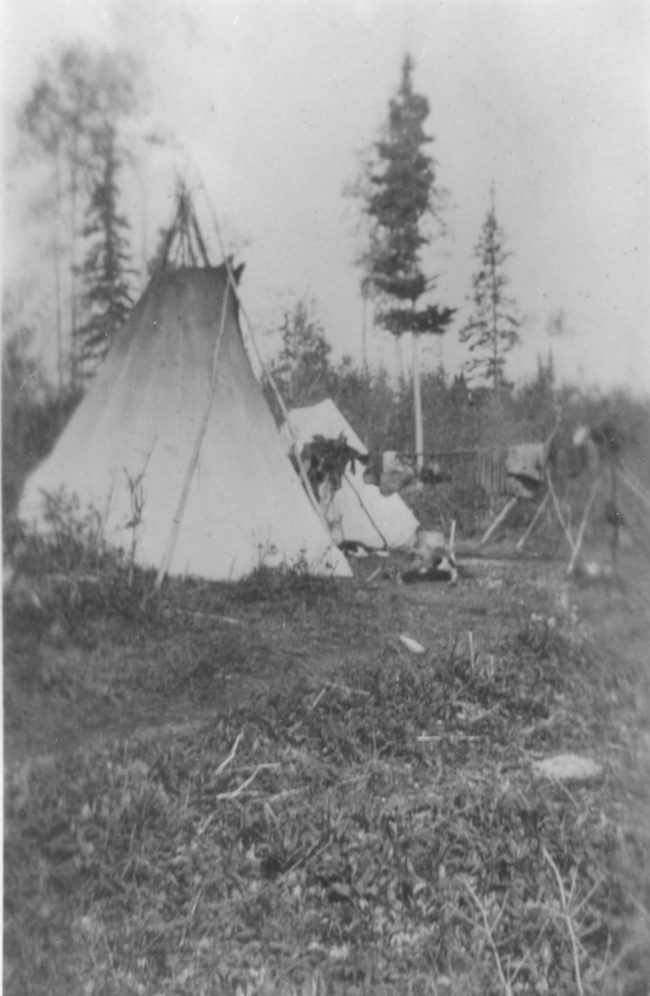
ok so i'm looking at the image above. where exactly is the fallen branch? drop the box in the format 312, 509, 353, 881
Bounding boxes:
543, 847, 585, 996
299, 661, 372, 699
164, 606, 241, 625
215, 730, 245, 777
316, 678, 371, 698
216, 766, 263, 800
231, 762, 281, 773
191, 610, 240, 625
178, 885, 203, 951
309, 688, 327, 711
265, 787, 304, 804
573, 874, 606, 920
464, 880, 514, 996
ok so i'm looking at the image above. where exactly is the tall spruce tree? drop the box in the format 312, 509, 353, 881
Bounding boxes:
460, 187, 521, 390
18, 45, 139, 386
360, 54, 454, 468
77, 124, 134, 375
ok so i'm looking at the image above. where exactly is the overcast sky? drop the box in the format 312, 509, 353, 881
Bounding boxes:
3, 0, 649, 393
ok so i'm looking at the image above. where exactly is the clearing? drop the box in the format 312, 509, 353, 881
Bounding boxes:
4, 543, 650, 995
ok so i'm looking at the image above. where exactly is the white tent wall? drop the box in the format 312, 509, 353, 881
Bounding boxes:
282, 399, 419, 551
19, 267, 351, 581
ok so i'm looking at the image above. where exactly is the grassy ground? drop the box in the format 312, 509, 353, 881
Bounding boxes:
4, 536, 650, 995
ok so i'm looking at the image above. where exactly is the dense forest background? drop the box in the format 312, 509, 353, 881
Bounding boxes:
4, 42, 649, 539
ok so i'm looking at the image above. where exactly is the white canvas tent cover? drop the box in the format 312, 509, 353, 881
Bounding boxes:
282, 399, 419, 551
19, 263, 351, 581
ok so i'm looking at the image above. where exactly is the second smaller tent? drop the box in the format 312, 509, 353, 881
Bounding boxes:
282, 399, 419, 551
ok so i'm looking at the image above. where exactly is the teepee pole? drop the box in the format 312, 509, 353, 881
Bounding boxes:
155, 194, 185, 273
343, 470, 388, 549
619, 464, 650, 512
192, 168, 331, 532
188, 199, 212, 267
545, 469, 576, 554
566, 473, 603, 576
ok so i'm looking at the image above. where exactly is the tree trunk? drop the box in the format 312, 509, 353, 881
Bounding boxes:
139, 163, 149, 279
53, 152, 64, 389
70, 135, 81, 387
361, 293, 368, 384
412, 331, 424, 473
490, 242, 499, 391
394, 335, 404, 388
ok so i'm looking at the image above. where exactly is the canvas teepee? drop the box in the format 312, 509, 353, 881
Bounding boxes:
19, 194, 351, 581
282, 399, 419, 551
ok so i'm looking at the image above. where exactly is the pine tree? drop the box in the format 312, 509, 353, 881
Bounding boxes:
77, 125, 134, 375
460, 187, 521, 391
271, 299, 336, 407
18, 44, 139, 387
360, 55, 454, 468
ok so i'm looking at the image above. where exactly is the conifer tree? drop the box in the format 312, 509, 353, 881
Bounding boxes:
359, 55, 454, 468
18, 44, 139, 386
271, 299, 336, 407
460, 187, 521, 390
77, 124, 134, 375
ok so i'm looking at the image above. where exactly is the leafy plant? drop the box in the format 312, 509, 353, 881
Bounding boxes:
269, 299, 340, 409
5, 490, 156, 631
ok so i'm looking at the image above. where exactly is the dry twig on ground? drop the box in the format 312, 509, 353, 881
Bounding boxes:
215, 729, 245, 777
543, 847, 585, 996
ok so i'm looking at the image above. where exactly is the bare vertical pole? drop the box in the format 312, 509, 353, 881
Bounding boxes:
567, 474, 603, 576
609, 456, 620, 580
412, 331, 423, 474
361, 289, 369, 382
53, 152, 64, 389
545, 469, 576, 554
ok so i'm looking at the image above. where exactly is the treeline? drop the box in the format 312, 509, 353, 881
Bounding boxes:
266, 297, 650, 458
5, 308, 649, 531
2, 336, 81, 518
4, 43, 649, 529
10, 46, 530, 404
13, 43, 145, 387
4, 261, 649, 542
